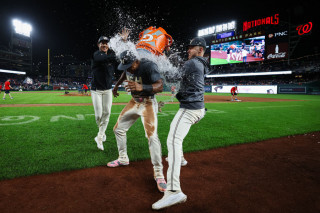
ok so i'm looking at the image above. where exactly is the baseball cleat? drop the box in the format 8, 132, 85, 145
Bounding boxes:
152, 190, 187, 210
94, 137, 104, 151
155, 178, 167, 192
107, 159, 129, 167
165, 157, 188, 166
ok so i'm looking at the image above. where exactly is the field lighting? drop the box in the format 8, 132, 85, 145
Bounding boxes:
0, 69, 26, 75
12, 19, 32, 37
206, 71, 292, 78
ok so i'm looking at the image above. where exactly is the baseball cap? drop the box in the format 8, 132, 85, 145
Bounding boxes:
117, 50, 137, 70
98, 36, 109, 43
186, 37, 206, 48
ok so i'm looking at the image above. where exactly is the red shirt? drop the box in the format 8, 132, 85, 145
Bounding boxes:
0, 85, 2, 90
4, 81, 10, 90
230, 87, 237, 93
82, 84, 88, 90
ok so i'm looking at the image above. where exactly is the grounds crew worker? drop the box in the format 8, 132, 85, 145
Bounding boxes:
153, 37, 209, 210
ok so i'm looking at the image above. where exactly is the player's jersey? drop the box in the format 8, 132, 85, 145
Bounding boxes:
126, 58, 161, 97
4, 81, 10, 90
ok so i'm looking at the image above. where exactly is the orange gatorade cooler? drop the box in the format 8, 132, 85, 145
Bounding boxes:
136, 26, 173, 55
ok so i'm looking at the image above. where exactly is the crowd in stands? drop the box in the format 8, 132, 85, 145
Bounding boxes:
1, 54, 319, 91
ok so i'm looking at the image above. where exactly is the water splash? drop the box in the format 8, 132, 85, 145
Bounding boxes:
102, 4, 187, 96
108, 33, 183, 93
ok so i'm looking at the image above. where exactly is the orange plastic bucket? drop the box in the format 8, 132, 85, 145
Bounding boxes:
136, 26, 173, 55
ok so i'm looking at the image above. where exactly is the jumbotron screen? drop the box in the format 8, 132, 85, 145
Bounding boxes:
210, 36, 265, 65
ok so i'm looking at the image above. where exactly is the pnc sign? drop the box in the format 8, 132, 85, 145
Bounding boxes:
243, 14, 279, 31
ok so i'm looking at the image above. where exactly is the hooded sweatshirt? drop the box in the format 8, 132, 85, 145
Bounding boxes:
176, 56, 209, 109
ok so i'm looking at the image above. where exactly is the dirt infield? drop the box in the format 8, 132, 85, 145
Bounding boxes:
0, 95, 296, 107
0, 132, 319, 213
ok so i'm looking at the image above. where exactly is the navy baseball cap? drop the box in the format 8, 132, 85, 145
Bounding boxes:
98, 36, 109, 43
186, 37, 206, 48
118, 50, 137, 70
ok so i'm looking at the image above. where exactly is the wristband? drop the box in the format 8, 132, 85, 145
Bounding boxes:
142, 84, 153, 93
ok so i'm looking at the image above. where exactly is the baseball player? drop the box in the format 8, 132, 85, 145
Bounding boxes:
230, 86, 238, 101
107, 50, 167, 193
152, 37, 208, 210
3, 79, 13, 100
90, 29, 129, 151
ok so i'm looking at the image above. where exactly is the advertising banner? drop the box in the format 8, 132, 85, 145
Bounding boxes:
266, 43, 288, 60
212, 85, 278, 94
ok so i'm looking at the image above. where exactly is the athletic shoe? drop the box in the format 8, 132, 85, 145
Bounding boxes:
102, 134, 106, 142
2, 98, 5, 100
10, 97, 13, 99
94, 136, 104, 151
155, 178, 167, 192
235, 98, 238, 100
165, 157, 188, 166
152, 190, 187, 210
107, 159, 129, 167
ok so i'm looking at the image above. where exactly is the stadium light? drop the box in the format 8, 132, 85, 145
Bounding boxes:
12, 19, 32, 37
0, 69, 26, 75
206, 71, 292, 78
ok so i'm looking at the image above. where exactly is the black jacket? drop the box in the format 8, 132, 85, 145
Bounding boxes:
176, 56, 209, 109
91, 50, 117, 90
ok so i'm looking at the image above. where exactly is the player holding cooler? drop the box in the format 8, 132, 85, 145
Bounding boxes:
153, 37, 209, 210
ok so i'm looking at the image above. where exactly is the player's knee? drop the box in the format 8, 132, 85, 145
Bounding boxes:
95, 115, 102, 122
113, 126, 126, 136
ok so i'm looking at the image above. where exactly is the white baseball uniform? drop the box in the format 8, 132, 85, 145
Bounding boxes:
91, 89, 112, 139
166, 108, 205, 190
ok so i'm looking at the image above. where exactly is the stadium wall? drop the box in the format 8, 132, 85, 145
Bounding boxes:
211, 85, 278, 94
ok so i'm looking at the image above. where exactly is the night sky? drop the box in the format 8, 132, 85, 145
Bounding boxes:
0, 0, 318, 63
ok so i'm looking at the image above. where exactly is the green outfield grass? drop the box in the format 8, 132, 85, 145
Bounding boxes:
0, 91, 173, 104
210, 58, 240, 65
0, 92, 319, 180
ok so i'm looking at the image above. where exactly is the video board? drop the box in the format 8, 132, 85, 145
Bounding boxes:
210, 35, 265, 65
